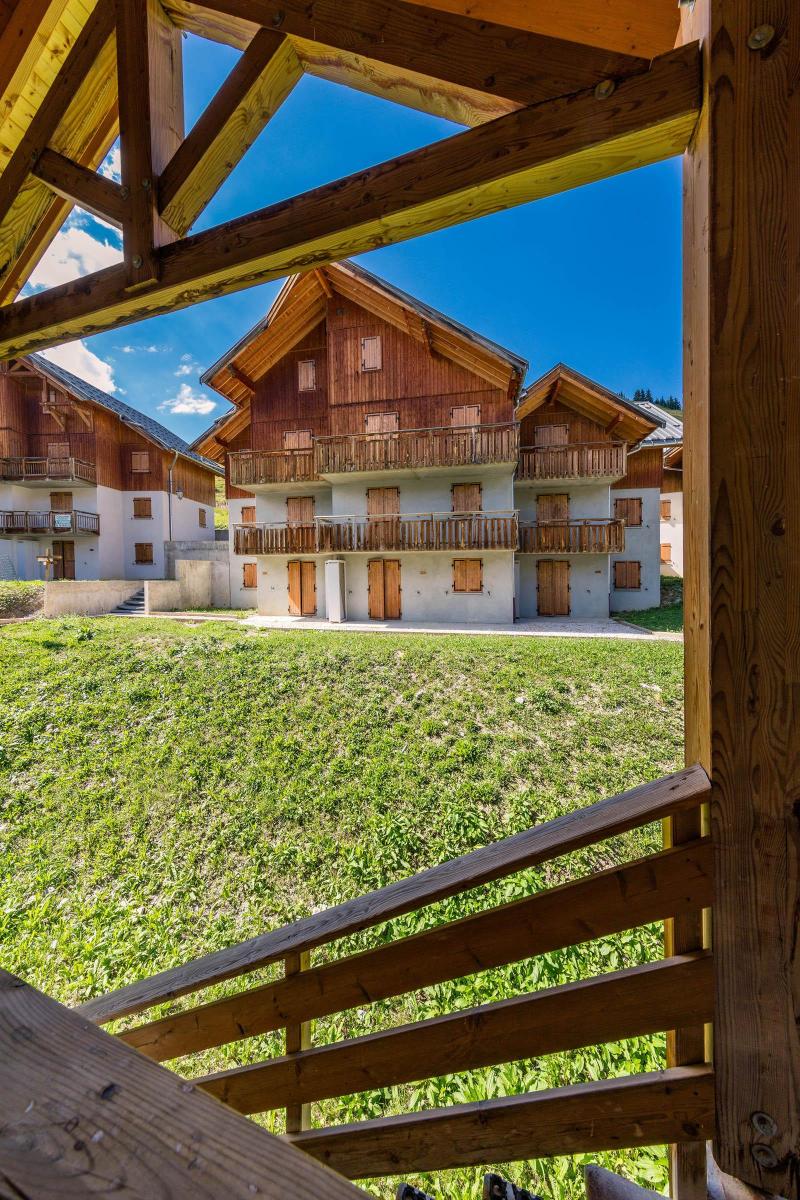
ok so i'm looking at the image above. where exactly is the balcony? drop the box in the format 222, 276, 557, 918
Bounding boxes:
0, 456, 97, 487
234, 511, 518, 555
518, 518, 625, 554
228, 448, 319, 490
0, 509, 100, 536
517, 441, 627, 484
315, 422, 519, 479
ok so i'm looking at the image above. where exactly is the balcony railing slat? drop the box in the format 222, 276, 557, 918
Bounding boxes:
234, 512, 518, 555
0, 456, 96, 483
198, 953, 714, 1115
518, 442, 627, 482
0, 509, 99, 534
518, 518, 625, 554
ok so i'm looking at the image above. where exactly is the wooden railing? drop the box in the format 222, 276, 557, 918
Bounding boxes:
234, 511, 518, 555
228, 449, 318, 487
0, 456, 97, 483
80, 766, 714, 1182
0, 509, 100, 534
519, 518, 625, 554
518, 442, 627, 482
314, 422, 519, 475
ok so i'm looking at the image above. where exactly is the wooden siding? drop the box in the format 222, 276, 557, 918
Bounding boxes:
250, 324, 330, 451
612, 445, 664, 490
662, 467, 683, 495
519, 403, 615, 449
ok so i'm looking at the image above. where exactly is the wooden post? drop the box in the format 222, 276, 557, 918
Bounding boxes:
284, 951, 311, 1134
682, 1, 799, 1195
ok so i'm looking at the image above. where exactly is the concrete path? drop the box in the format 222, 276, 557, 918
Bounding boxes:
239, 614, 683, 641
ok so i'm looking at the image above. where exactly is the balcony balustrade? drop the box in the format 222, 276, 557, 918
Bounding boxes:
228, 449, 318, 488
517, 441, 627, 483
314, 422, 519, 476
0, 456, 97, 485
0, 509, 100, 535
234, 511, 518, 555
518, 518, 625, 554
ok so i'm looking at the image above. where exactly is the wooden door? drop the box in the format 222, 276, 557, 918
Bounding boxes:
52, 540, 75, 581
537, 493, 569, 552
537, 560, 569, 616
534, 424, 569, 446
287, 496, 315, 552
287, 560, 317, 615
368, 559, 401, 620
451, 404, 481, 427
367, 487, 399, 550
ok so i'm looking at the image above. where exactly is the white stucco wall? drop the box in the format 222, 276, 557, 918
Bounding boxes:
660, 490, 683, 576
610, 487, 662, 612
332, 474, 515, 516
516, 555, 610, 619
515, 482, 611, 523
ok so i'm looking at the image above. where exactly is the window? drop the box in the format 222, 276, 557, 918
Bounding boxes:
453, 559, 483, 593
48, 442, 70, 460
614, 560, 641, 589
661, 543, 672, 564
452, 482, 482, 512
134, 542, 154, 564
614, 496, 643, 526
283, 429, 313, 451
298, 359, 316, 391
131, 450, 150, 473
287, 496, 315, 524
367, 487, 399, 517
360, 335, 382, 371
451, 404, 481, 427
661, 498, 672, 519
241, 505, 256, 525
133, 497, 152, 519
49, 492, 72, 513
199, 508, 207, 528
365, 412, 399, 435
534, 424, 569, 447
242, 562, 257, 589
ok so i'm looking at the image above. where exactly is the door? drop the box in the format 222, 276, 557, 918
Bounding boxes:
287, 559, 317, 615
537, 560, 570, 616
287, 496, 315, 552
534, 424, 569, 447
365, 411, 399, 468
537, 493, 569, 552
52, 540, 75, 581
368, 559, 401, 620
367, 487, 399, 550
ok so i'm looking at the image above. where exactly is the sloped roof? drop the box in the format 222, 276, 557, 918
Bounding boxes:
633, 400, 684, 447
28, 354, 223, 475
516, 363, 661, 446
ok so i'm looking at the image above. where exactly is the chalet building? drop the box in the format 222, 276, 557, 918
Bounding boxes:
195, 263, 665, 622
661, 442, 684, 576
0, 356, 221, 582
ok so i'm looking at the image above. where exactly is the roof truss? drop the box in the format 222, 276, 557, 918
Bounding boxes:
0, 0, 698, 359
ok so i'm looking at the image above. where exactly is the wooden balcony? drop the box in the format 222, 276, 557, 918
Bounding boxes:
517, 442, 627, 483
519, 518, 625, 554
0, 455, 97, 486
314, 422, 520, 476
234, 511, 518, 555
228, 449, 318, 488
0, 509, 100, 535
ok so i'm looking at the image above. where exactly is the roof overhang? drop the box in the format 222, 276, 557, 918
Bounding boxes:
516, 363, 661, 446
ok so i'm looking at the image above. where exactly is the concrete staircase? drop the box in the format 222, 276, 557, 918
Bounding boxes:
112, 588, 145, 616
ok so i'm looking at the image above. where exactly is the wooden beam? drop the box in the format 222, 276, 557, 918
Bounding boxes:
0, 0, 70, 103
290, 1067, 715, 1177
681, 1, 800, 1195
0, 43, 701, 358
227, 363, 257, 393
159, 28, 301, 236
315, 267, 333, 299
0, 0, 115, 230
121, 839, 712, 1063
0, 971, 370, 1200
31, 147, 125, 228
199, 954, 714, 1114
195, 0, 649, 109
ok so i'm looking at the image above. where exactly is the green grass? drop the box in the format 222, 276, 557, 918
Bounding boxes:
617, 578, 683, 633
0, 619, 684, 1198
0, 579, 44, 618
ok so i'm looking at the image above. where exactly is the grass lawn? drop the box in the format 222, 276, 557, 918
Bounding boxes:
0, 579, 44, 618
0, 618, 684, 1198
617, 578, 683, 634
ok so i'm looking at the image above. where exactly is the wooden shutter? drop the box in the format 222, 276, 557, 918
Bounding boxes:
661, 543, 672, 563
287, 496, 315, 524
48, 442, 70, 459
242, 562, 257, 589
53, 540, 76, 581
360, 335, 382, 371
451, 404, 481, 427
134, 542, 154, 564
383, 560, 401, 618
452, 483, 482, 512
452, 558, 483, 593
49, 492, 72, 512
614, 560, 642, 589
300, 561, 317, 615
537, 493, 569, 523
537, 560, 570, 616
661, 498, 672, 519
241, 505, 256, 525
367, 559, 385, 619
133, 497, 152, 519
367, 487, 400, 517
199, 509, 207, 528
614, 497, 643, 526
283, 430, 313, 450
365, 411, 399, 435
288, 560, 302, 614
297, 359, 316, 391
131, 450, 150, 473
534, 424, 569, 447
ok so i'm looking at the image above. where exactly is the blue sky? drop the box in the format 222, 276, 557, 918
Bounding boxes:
31, 33, 683, 445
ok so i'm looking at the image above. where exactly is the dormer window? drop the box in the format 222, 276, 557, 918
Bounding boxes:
360, 335, 382, 372
298, 359, 316, 391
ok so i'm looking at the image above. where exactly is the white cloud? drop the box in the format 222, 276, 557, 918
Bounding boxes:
42, 341, 117, 394
159, 384, 217, 416
174, 363, 195, 376
99, 145, 121, 182
27, 224, 122, 290
119, 345, 136, 354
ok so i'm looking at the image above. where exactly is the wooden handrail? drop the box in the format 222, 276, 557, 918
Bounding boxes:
0, 455, 97, 483
518, 441, 628, 481
0, 509, 100, 534
78, 765, 709, 1024
234, 511, 519, 554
